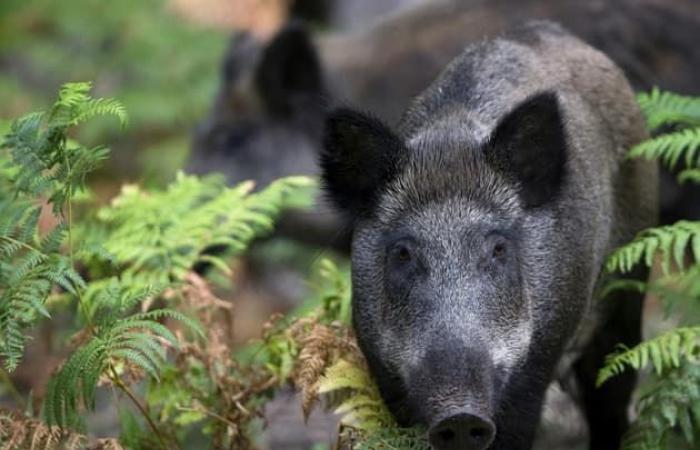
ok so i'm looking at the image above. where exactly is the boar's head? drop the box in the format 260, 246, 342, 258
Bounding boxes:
189, 23, 326, 185
321, 93, 567, 450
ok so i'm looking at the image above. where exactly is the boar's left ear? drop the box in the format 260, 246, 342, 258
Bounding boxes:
486, 91, 567, 208
321, 108, 405, 219
255, 22, 325, 116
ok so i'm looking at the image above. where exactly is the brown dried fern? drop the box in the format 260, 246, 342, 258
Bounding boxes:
288, 320, 361, 419
0, 408, 124, 450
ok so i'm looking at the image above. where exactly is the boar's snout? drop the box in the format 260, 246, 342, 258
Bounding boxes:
429, 411, 495, 450
405, 335, 496, 449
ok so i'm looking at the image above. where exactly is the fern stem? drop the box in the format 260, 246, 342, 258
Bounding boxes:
61, 165, 95, 334
108, 365, 177, 450
175, 405, 237, 428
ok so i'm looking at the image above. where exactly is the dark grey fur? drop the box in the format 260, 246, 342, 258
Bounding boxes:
321, 21, 657, 450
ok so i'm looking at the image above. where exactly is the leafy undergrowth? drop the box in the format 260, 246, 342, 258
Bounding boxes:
0, 81, 429, 449
599, 89, 700, 450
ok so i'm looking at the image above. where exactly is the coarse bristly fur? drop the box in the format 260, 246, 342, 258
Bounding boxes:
321, 20, 657, 450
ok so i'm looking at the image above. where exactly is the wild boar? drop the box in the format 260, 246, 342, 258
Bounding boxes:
320, 21, 657, 450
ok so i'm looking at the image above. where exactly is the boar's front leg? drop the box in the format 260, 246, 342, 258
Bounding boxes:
573, 267, 647, 450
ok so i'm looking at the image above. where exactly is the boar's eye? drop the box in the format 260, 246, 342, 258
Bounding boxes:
493, 242, 506, 258
486, 234, 510, 263
389, 244, 412, 264
386, 239, 416, 268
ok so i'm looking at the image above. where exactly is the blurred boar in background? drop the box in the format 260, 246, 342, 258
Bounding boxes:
189, 0, 700, 249
320, 20, 657, 450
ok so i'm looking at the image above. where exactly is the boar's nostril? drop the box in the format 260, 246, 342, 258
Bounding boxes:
470, 426, 487, 439
437, 429, 455, 441
429, 412, 495, 450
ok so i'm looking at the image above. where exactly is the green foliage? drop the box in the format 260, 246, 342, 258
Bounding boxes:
620, 363, 700, 450
0, 82, 124, 370
319, 359, 429, 449
315, 259, 352, 326
631, 89, 700, 175
600, 89, 700, 450
319, 359, 393, 431
44, 283, 202, 428
3, 81, 125, 212
629, 128, 700, 174
81, 173, 315, 284
606, 220, 700, 275
637, 88, 700, 130
0, 81, 320, 449
598, 327, 700, 384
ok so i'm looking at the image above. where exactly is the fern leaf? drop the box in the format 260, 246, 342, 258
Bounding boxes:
606, 220, 700, 275
628, 127, 700, 171
597, 327, 700, 386
44, 305, 199, 426
678, 168, 700, 184
620, 363, 700, 450
87, 173, 316, 283
637, 88, 700, 131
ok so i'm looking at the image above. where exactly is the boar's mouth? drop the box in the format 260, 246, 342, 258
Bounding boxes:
376, 371, 415, 425
360, 351, 415, 425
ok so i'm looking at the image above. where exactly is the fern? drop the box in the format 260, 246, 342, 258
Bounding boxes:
678, 168, 700, 184
311, 258, 352, 325
637, 88, 700, 131
0, 82, 125, 370
80, 173, 315, 285
597, 327, 700, 385
50, 82, 128, 129
629, 128, 700, 173
2, 81, 125, 214
629, 89, 700, 177
319, 359, 395, 431
2, 81, 325, 448
620, 364, 700, 450
600, 89, 700, 450
319, 358, 430, 450
0, 407, 126, 450
43, 282, 203, 428
605, 220, 700, 275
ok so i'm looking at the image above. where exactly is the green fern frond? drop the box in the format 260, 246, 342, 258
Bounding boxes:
49, 82, 128, 128
319, 358, 430, 449
44, 297, 201, 427
637, 88, 700, 131
2, 81, 126, 214
605, 220, 700, 275
628, 128, 700, 173
0, 81, 128, 371
600, 278, 647, 299
597, 327, 700, 386
0, 205, 77, 370
620, 363, 700, 450
86, 173, 315, 284
312, 258, 352, 325
678, 168, 700, 184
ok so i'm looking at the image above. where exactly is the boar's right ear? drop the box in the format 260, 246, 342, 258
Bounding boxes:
486, 91, 567, 208
321, 108, 405, 219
